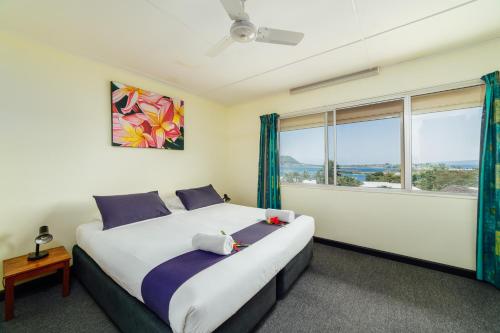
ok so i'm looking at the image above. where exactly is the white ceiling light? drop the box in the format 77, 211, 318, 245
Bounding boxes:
230, 20, 257, 42
290, 67, 380, 95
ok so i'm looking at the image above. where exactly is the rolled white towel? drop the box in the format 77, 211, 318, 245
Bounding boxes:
192, 233, 235, 255
265, 209, 295, 223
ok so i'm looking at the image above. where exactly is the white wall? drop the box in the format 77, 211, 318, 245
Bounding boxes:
0, 32, 228, 285
225, 38, 500, 270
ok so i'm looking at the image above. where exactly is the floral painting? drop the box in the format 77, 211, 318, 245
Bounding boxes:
111, 81, 184, 150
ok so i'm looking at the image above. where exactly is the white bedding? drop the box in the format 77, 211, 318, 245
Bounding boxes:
76, 203, 315, 333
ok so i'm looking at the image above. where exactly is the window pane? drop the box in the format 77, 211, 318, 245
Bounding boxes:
336, 101, 403, 188
411, 107, 481, 194
280, 126, 325, 184
327, 111, 334, 184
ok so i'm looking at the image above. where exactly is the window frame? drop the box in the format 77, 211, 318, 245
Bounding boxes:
279, 79, 484, 197
334, 99, 404, 188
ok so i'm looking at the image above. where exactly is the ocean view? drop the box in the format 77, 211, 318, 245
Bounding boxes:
280, 155, 479, 193
280, 165, 392, 181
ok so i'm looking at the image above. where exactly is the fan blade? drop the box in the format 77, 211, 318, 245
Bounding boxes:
206, 36, 234, 57
256, 27, 304, 45
220, 0, 247, 21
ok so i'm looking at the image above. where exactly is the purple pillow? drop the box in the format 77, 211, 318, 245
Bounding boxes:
94, 191, 171, 230
175, 185, 223, 211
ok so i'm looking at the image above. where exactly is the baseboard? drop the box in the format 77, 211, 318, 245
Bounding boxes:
313, 236, 476, 279
0, 268, 72, 302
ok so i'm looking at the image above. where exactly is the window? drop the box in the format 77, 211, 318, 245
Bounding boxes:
411, 86, 484, 194
335, 100, 403, 189
280, 113, 325, 184
279, 83, 484, 196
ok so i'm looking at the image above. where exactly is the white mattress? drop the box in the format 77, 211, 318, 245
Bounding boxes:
76, 203, 315, 333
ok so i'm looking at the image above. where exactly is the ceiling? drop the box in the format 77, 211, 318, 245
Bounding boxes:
1, 0, 499, 105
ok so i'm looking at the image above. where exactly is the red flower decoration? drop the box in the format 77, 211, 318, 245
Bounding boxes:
266, 216, 282, 225
232, 243, 240, 252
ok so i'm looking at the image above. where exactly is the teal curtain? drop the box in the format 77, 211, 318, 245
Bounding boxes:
257, 113, 281, 209
476, 71, 500, 289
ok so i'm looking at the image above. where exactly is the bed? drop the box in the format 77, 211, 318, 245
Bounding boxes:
74, 203, 314, 333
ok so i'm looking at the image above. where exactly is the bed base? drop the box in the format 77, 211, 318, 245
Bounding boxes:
277, 239, 313, 299
72, 238, 312, 332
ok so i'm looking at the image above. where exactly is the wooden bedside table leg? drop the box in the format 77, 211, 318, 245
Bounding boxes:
62, 261, 70, 297
4, 277, 14, 321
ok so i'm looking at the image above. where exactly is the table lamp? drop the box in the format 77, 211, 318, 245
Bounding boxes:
28, 226, 53, 261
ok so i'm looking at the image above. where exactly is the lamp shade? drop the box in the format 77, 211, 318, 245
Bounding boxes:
35, 226, 53, 245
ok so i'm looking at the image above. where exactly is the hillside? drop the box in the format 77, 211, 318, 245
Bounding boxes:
280, 155, 301, 166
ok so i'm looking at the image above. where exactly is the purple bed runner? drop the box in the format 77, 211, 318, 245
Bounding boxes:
141, 221, 283, 324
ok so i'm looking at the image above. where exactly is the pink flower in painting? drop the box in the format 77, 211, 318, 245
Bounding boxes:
111, 81, 184, 149
112, 113, 155, 148
157, 98, 184, 128
112, 82, 163, 114
139, 99, 181, 148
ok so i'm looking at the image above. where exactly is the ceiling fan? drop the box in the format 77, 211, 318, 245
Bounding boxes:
206, 0, 305, 57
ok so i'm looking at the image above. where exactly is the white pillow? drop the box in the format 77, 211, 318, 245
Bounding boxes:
161, 193, 186, 211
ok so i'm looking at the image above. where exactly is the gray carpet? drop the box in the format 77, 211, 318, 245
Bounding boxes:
1, 243, 499, 332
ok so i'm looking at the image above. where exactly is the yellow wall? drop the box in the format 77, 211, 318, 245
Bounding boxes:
1, 30, 498, 292
0, 32, 228, 286
225, 38, 500, 270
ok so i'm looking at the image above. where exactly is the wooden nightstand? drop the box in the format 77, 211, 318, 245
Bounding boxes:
3, 246, 71, 321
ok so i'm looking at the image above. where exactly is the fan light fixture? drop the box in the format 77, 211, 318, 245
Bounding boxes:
28, 226, 53, 261
230, 20, 257, 42
206, 0, 304, 57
